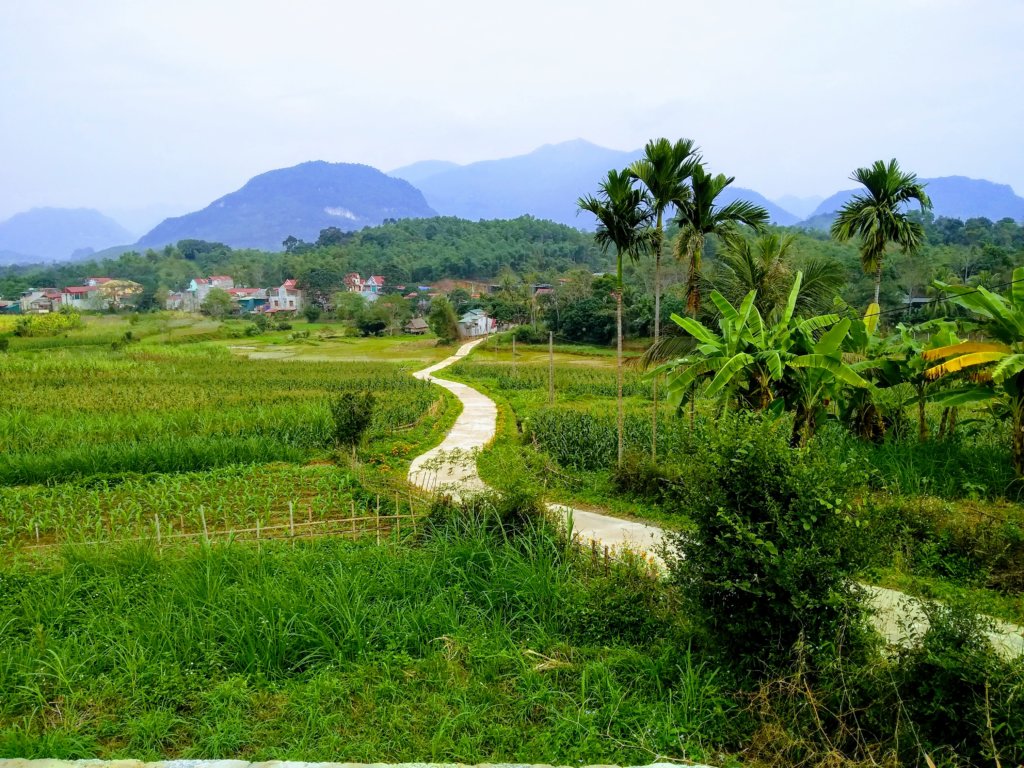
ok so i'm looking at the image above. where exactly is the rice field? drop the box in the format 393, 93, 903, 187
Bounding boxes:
0, 315, 453, 546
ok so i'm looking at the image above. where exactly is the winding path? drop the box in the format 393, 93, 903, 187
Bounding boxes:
407, 338, 1024, 657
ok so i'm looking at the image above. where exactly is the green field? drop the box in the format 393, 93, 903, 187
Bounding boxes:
0, 315, 457, 546
3, 314, 1024, 765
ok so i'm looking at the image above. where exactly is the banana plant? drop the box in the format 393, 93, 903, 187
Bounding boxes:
922, 266, 1024, 474
842, 308, 961, 441
658, 272, 870, 443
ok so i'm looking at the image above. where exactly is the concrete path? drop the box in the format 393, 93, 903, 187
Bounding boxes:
407, 339, 665, 560
408, 338, 1024, 658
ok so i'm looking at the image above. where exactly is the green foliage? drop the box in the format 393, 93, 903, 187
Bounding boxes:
302, 303, 322, 322
0, 336, 8, 353
200, 287, 234, 318
329, 391, 375, 449
830, 158, 932, 303
427, 295, 459, 343
0, 526, 724, 763
659, 274, 869, 443
668, 413, 870, 674
12, 310, 83, 337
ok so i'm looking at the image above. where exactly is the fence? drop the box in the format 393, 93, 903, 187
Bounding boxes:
10, 494, 429, 554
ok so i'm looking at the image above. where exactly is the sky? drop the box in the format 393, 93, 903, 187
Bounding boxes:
2, 0, 1022, 228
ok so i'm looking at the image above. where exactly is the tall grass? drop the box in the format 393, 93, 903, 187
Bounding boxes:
0, 345, 439, 485
0, 519, 727, 763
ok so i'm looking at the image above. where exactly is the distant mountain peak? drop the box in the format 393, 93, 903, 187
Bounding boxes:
0, 207, 133, 263
137, 161, 436, 251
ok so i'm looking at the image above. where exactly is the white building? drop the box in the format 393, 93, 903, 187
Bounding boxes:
457, 308, 495, 338
267, 279, 303, 313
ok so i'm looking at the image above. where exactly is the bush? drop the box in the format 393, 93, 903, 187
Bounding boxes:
275, 321, 292, 331
0, 337, 8, 353
612, 452, 675, 500
668, 413, 871, 675
888, 599, 1024, 764
512, 324, 549, 344
302, 304, 322, 323
329, 391, 375, 450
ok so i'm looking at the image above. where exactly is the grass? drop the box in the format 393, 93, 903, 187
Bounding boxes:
0, 313, 461, 546
0, 521, 730, 764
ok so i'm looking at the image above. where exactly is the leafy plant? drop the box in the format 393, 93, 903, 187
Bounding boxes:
329, 391, 375, 451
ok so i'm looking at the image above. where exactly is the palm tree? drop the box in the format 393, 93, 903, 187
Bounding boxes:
578, 169, 655, 465
628, 138, 700, 460
830, 159, 932, 306
713, 232, 845, 318
627, 138, 700, 341
675, 164, 770, 316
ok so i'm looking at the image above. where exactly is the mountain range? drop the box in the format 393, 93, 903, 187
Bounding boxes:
0, 208, 134, 265
4, 141, 1024, 263
389, 139, 800, 227
136, 162, 436, 251
808, 176, 1024, 223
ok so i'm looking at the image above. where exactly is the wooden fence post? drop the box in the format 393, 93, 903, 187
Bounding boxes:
289, 501, 295, 537
548, 331, 554, 405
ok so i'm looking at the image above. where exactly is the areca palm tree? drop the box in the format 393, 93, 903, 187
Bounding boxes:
675, 164, 770, 316
627, 138, 700, 340
830, 158, 932, 306
628, 138, 700, 460
578, 169, 655, 465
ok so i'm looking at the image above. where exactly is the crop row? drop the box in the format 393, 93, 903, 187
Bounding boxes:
0, 463, 422, 545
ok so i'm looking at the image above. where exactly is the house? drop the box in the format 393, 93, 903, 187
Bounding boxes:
228, 287, 268, 314
343, 273, 386, 302
165, 291, 185, 310
344, 273, 363, 292
404, 317, 429, 335
457, 308, 495, 338
186, 275, 234, 311
267, 279, 303, 313
362, 275, 385, 297
61, 285, 103, 311
19, 289, 61, 314
0, 300, 19, 314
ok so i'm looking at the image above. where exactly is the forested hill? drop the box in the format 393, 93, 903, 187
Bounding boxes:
136, 162, 437, 251
0, 216, 605, 302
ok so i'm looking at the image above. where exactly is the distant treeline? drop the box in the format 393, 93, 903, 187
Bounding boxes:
1, 212, 1021, 315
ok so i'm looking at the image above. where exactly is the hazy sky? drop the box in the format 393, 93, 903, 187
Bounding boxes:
2, 0, 1022, 224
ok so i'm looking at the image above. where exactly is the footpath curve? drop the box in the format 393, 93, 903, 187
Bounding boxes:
408, 338, 666, 557
407, 338, 1024, 657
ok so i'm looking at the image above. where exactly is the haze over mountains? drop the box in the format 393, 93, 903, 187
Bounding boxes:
136, 162, 436, 252
4, 141, 1024, 264
0, 208, 134, 265
389, 139, 801, 227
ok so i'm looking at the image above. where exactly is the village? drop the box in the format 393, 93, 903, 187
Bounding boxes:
0, 272, 508, 338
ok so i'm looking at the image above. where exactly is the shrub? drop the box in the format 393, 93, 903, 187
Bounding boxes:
275, 321, 292, 331
612, 452, 674, 500
302, 304, 322, 323
668, 413, 871, 675
0, 337, 8, 353
329, 391, 375, 450
512, 324, 549, 344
